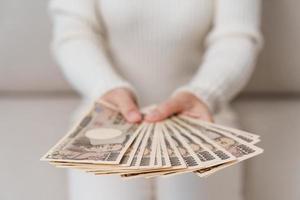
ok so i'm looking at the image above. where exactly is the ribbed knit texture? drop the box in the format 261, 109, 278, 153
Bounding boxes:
49, 0, 262, 112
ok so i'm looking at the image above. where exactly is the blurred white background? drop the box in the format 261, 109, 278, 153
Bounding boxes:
0, 0, 300, 200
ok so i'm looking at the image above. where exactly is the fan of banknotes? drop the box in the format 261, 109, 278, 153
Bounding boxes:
41, 102, 263, 178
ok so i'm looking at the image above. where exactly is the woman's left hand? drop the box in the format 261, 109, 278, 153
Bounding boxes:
145, 91, 213, 122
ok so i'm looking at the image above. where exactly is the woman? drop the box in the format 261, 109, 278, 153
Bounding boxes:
49, 0, 262, 199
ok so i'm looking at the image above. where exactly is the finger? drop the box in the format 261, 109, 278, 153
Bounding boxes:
112, 94, 142, 123
145, 99, 184, 122
182, 106, 214, 122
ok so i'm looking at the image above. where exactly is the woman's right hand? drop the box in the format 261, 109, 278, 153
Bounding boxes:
99, 88, 142, 123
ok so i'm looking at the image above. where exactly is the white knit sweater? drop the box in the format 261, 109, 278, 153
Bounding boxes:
50, 0, 262, 111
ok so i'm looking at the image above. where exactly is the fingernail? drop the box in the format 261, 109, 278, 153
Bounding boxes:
127, 111, 141, 122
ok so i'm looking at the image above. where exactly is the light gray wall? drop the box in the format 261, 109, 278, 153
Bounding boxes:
0, 0, 69, 92
247, 0, 300, 93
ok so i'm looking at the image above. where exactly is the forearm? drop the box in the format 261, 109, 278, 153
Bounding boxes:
175, 0, 262, 112
54, 35, 133, 100
50, 0, 133, 100
177, 36, 259, 112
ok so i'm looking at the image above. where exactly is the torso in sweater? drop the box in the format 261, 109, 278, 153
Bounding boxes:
98, 0, 214, 104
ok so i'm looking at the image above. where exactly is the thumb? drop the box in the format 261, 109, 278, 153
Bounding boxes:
114, 94, 142, 123
182, 105, 213, 122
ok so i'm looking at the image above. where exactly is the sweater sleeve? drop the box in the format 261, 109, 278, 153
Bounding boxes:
175, 0, 263, 112
49, 0, 134, 100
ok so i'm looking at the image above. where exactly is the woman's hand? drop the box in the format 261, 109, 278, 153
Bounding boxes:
100, 88, 142, 123
145, 91, 213, 122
